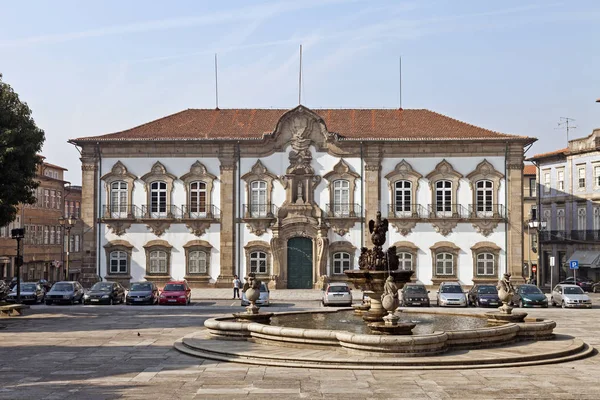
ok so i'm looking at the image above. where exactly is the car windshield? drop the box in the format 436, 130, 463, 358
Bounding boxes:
405, 285, 426, 293
441, 285, 462, 293
52, 283, 73, 291
477, 286, 497, 294
520, 285, 543, 294
564, 286, 584, 295
91, 282, 113, 291
328, 285, 349, 293
164, 284, 185, 291
131, 283, 152, 291
19, 284, 37, 292
260, 283, 268, 292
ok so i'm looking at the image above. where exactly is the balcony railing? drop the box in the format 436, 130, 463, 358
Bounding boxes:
427, 204, 470, 219
242, 204, 278, 219
324, 203, 362, 218
140, 205, 181, 219
101, 205, 141, 219
467, 204, 507, 219
387, 204, 427, 218
180, 204, 220, 220
541, 230, 600, 242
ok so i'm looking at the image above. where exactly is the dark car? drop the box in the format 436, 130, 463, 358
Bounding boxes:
467, 284, 500, 307
158, 281, 191, 305
558, 277, 594, 292
400, 283, 430, 307
45, 281, 84, 305
6, 282, 45, 304
83, 281, 125, 305
126, 282, 159, 305
513, 284, 548, 308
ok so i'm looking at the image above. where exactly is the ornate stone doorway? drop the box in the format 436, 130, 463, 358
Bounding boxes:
286, 237, 313, 289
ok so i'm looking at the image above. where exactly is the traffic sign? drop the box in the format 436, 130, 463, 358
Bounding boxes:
569, 260, 579, 270
532, 265, 537, 273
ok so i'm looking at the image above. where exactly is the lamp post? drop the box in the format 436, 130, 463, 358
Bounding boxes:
11, 228, 25, 303
59, 216, 76, 281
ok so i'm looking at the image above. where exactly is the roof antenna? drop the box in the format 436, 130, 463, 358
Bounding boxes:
399, 56, 402, 110
298, 44, 302, 105
215, 53, 219, 110
556, 117, 576, 144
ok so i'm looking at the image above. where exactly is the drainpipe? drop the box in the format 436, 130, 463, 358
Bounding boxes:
237, 141, 241, 278
504, 142, 509, 276
360, 141, 364, 249
96, 142, 102, 283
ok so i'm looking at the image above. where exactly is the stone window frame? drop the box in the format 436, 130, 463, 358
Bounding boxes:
329, 241, 356, 275
244, 240, 272, 278
103, 239, 134, 278
323, 159, 360, 215
430, 241, 460, 280
101, 161, 137, 217
180, 161, 217, 217
241, 161, 278, 216
143, 239, 173, 277
183, 239, 213, 276
466, 159, 504, 215
392, 241, 419, 272
426, 160, 463, 216
470, 241, 501, 279
140, 162, 177, 216
385, 160, 423, 217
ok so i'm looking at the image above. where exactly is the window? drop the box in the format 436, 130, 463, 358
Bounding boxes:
397, 252, 413, 271
394, 181, 412, 216
150, 181, 167, 217
43, 226, 49, 244
188, 251, 207, 274
250, 251, 267, 274
557, 209, 565, 233
149, 250, 168, 274
189, 181, 207, 216
529, 178, 537, 197
543, 209, 551, 230
44, 189, 50, 208
436, 253, 454, 276
530, 205, 537, 221
57, 191, 62, 210
332, 252, 351, 274
435, 180, 452, 216
543, 172, 550, 193
250, 181, 267, 217
333, 180, 350, 216
475, 180, 493, 216
595, 165, 600, 188
110, 181, 128, 217
557, 170, 564, 191
578, 208, 586, 231
74, 235, 80, 252
50, 190, 56, 209
49, 226, 55, 245
476, 253, 495, 276
69, 235, 74, 252
64, 201, 69, 216
578, 166, 586, 189
109, 251, 128, 274
56, 226, 62, 245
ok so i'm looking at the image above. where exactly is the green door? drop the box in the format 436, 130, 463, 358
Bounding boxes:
287, 237, 313, 289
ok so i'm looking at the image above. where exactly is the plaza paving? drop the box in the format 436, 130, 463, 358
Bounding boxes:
0, 294, 599, 399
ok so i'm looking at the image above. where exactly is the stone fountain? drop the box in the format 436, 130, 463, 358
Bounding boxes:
232, 272, 273, 324
345, 211, 414, 327
485, 273, 527, 324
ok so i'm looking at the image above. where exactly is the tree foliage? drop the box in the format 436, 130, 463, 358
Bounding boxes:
0, 74, 45, 227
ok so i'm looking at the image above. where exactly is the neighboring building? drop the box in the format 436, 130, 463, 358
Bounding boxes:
529, 128, 600, 288
64, 185, 83, 282
0, 158, 68, 282
523, 164, 538, 281
70, 106, 534, 289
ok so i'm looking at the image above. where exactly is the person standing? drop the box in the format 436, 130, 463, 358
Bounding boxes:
232, 275, 241, 299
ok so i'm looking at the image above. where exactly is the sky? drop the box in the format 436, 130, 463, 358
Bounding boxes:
1, 0, 599, 185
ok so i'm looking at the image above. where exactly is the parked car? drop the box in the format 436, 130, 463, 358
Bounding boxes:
558, 277, 594, 292
436, 282, 467, 307
241, 282, 271, 306
6, 282, 45, 304
593, 282, 600, 293
550, 284, 592, 309
400, 283, 430, 307
126, 282, 159, 305
467, 284, 500, 307
513, 284, 548, 308
83, 281, 125, 305
0, 280, 10, 302
321, 282, 352, 307
45, 281, 85, 305
159, 281, 191, 305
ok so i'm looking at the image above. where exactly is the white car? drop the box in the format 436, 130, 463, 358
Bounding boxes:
436, 282, 467, 307
241, 282, 270, 306
550, 284, 592, 309
322, 282, 353, 306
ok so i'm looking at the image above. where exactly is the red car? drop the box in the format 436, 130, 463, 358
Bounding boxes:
158, 281, 191, 305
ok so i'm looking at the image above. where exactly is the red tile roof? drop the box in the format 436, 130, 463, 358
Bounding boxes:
523, 165, 537, 175
71, 107, 534, 143
528, 148, 568, 161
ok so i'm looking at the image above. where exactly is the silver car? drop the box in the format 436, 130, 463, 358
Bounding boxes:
436, 282, 467, 307
241, 282, 270, 306
550, 284, 592, 309
322, 282, 353, 306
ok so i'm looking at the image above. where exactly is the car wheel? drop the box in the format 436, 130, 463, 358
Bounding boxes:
561, 300, 566, 309
70, 298, 75, 305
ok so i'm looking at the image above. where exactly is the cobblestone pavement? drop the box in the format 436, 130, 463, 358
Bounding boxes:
1, 301, 599, 399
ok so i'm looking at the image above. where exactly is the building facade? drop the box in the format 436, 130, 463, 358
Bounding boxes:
523, 164, 538, 281
529, 129, 600, 288
71, 106, 533, 289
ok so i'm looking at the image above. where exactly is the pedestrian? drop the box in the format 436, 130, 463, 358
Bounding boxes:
232, 275, 241, 299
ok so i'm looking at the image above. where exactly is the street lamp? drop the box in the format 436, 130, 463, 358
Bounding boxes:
59, 216, 76, 281
11, 228, 25, 303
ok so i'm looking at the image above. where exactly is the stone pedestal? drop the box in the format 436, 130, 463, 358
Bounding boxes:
362, 291, 386, 322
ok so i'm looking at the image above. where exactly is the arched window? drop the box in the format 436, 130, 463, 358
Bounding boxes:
110, 251, 128, 274
188, 250, 207, 274
150, 181, 167, 217
394, 180, 412, 216
557, 209, 566, 235
435, 180, 452, 216
436, 253, 454, 276
333, 180, 350, 217
332, 252, 351, 274
189, 181, 207, 216
250, 251, 267, 274
250, 181, 267, 217
476, 180, 493, 216
577, 207, 586, 231
149, 250, 168, 274
110, 181, 128, 217
476, 253, 495, 276
397, 252, 412, 271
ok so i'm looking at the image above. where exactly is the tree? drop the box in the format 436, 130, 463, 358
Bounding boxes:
0, 74, 45, 227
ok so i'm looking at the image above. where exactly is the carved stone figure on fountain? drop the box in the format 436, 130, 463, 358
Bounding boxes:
358, 247, 370, 270
381, 276, 400, 326
368, 211, 389, 247
496, 273, 515, 314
